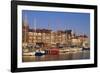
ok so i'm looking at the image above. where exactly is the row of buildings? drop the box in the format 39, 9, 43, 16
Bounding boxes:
22, 18, 89, 50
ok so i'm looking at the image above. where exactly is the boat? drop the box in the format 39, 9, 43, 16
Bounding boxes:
82, 41, 90, 50
35, 50, 45, 56
45, 48, 59, 55
82, 47, 90, 50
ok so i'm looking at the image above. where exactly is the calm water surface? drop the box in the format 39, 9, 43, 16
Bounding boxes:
22, 50, 90, 62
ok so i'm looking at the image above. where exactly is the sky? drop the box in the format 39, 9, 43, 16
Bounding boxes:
22, 10, 90, 37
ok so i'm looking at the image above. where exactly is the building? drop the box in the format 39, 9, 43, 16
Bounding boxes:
22, 18, 89, 51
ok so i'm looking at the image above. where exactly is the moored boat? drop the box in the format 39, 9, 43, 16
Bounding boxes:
35, 50, 45, 56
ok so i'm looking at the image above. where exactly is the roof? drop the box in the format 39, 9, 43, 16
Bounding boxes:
28, 29, 52, 33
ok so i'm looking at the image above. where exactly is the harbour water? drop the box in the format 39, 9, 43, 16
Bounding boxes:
22, 50, 90, 62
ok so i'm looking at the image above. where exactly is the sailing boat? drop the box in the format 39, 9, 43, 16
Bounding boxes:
33, 18, 46, 56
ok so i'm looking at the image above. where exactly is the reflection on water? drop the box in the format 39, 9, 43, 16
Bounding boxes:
22, 50, 90, 62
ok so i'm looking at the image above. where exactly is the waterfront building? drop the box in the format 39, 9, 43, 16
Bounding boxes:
22, 18, 89, 51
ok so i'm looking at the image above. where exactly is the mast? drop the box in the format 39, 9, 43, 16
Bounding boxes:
33, 18, 36, 46
34, 18, 36, 34
48, 21, 51, 47
65, 24, 67, 47
24, 14, 28, 43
